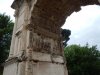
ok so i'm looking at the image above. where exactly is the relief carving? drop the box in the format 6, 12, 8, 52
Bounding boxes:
29, 31, 62, 55
30, 31, 51, 53
52, 40, 63, 56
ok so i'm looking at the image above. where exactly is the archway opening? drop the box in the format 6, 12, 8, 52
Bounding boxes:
62, 5, 100, 49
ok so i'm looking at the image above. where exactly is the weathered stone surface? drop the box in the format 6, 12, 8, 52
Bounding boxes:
31, 0, 100, 28
17, 62, 26, 75
3, 62, 18, 75
32, 52, 64, 63
11, 0, 100, 29
29, 31, 63, 55
52, 55, 64, 64
32, 51, 51, 62
32, 62, 66, 75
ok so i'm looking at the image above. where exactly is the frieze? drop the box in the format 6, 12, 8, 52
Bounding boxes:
29, 32, 51, 53
29, 31, 62, 55
52, 40, 63, 56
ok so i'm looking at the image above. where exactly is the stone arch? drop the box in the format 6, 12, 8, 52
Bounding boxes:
10, 0, 100, 56
35, 0, 99, 26
12, 0, 100, 28
3, 1, 100, 75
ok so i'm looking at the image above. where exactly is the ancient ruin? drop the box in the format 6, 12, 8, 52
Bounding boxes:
3, 0, 100, 75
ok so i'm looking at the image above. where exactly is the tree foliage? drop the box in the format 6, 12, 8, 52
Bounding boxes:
61, 29, 71, 47
0, 13, 14, 74
64, 44, 100, 75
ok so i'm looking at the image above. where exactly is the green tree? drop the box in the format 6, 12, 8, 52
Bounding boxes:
0, 13, 14, 74
64, 44, 100, 75
61, 29, 71, 47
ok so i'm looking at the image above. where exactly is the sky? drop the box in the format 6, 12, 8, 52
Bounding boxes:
0, 0, 100, 49
62, 5, 100, 49
0, 0, 14, 20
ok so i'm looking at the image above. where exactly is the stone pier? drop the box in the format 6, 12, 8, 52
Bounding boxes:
3, 0, 99, 75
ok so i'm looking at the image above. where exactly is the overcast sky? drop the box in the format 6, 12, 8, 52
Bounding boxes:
0, 0, 100, 49
0, 0, 14, 20
62, 5, 100, 49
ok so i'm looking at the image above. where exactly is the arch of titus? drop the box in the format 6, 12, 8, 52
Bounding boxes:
3, 0, 100, 75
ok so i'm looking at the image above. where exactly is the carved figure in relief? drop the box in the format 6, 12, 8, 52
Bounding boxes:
29, 31, 64, 55
52, 40, 62, 55
30, 32, 51, 53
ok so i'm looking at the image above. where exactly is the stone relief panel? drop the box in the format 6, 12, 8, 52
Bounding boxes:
51, 40, 63, 56
29, 31, 51, 53
29, 31, 63, 55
